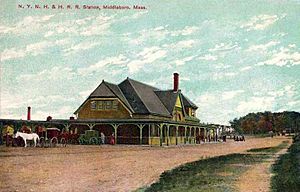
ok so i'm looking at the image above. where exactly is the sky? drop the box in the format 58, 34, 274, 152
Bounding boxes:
0, 0, 299, 125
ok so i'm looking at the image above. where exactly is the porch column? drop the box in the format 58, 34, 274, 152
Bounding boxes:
166, 125, 170, 146
175, 125, 179, 145
138, 124, 145, 145
111, 124, 119, 144
149, 124, 151, 146
194, 127, 197, 144
189, 127, 192, 144
159, 124, 163, 146
203, 127, 207, 143
64, 124, 71, 132
184, 126, 187, 144
87, 123, 95, 130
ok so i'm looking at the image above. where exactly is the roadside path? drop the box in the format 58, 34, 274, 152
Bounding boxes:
236, 140, 291, 192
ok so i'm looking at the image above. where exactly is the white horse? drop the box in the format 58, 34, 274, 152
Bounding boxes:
15, 131, 40, 147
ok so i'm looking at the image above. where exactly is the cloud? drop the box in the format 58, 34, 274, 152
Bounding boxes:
79, 89, 94, 99
174, 56, 195, 66
31, 105, 73, 120
127, 46, 167, 73
165, 40, 196, 49
240, 66, 253, 71
1, 41, 50, 61
120, 11, 148, 20
195, 91, 244, 124
197, 89, 244, 104
79, 16, 112, 36
18, 66, 76, 81
209, 42, 239, 52
0, 25, 14, 34
236, 96, 275, 114
47, 15, 114, 37
127, 25, 199, 45
198, 54, 218, 61
246, 41, 279, 52
0, 15, 55, 34
171, 26, 199, 36
222, 90, 244, 100
241, 14, 285, 31
196, 93, 217, 107
287, 100, 300, 107
235, 83, 298, 115
0, 90, 27, 112
257, 47, 300, 67
214, 63, 231, 69
212, 72, 237, 80
78, 54, 128, 75
0, 88, 76, 120
0, 38, 100, 61
63, 41, 101, 55
78, 45, 168, 75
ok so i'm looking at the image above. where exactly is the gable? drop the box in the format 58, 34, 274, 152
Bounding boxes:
90, 81, 115, 98
175, 95, 182, 108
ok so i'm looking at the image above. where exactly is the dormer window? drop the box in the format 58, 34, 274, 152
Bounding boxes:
191, 109, 195, 117
91, 101, 96, 109
91, 100, 119, 110
106, 100, 112, 109
98, 101, 104, 110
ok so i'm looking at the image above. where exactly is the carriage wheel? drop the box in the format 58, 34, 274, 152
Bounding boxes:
79, 137, 86, 145
40, 137, 45, 148
89, 137, 98, 145
60, 138, 67, 147
50, 137, 58, 147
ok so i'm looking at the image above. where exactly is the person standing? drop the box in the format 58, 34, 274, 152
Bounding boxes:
100, 132, 105, 144
110, 133, 115, 145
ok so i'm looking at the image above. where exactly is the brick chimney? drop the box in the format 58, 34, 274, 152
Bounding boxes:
173, 73, 179, 92
27, 106, 31, 120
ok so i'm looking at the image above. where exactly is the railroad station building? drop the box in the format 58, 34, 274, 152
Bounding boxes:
0, 73, 220, 146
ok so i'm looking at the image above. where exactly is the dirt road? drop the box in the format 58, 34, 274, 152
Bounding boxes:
0, 136, 291, 192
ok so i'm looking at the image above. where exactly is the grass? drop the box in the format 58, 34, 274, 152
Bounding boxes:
246, 141, 289, 153
138, 141, 289, 192
140, 154, 267, 192
271, 136, 300, 192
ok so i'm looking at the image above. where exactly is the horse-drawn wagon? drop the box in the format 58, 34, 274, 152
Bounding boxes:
38, 127, 67, 147
79, 130, 100, 145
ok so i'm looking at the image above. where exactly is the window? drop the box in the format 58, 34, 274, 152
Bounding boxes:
91, 100, 119, 110
191, 109, 195, 117
177, 114, 181, 121
106, 100, 112, 109
98, 101, 104, 110
112, 100, 118, 110
91, 101, 96, 109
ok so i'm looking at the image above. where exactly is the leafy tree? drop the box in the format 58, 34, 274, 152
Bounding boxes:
230, 111, 300, 134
